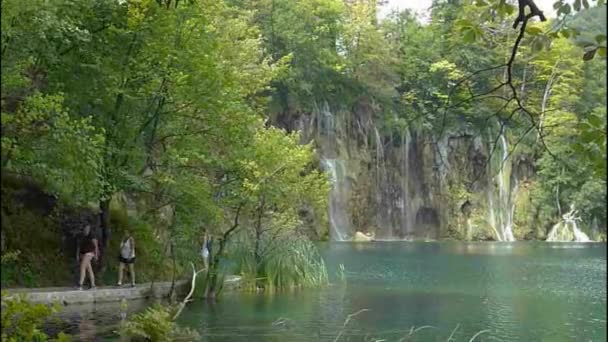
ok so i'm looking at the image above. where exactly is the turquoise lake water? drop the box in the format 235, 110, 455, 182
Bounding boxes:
53, 241, 606, 341
172, 241, 606, 341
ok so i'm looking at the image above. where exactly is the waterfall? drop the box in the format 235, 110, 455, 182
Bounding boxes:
373, 125, 393, 234
546, 204, 591, 242
498, 134, 515, 241
373, 126, 385, 202
321, 158, 351, 241
401, 128, 414, 237
572, 223, 591, 242
466, 218, 473, 240
320, 101, 335, 141
487, 191, 502, 241
486, 131, 516, 241
315, 101, 351, 241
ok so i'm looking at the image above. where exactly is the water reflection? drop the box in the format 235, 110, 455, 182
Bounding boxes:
78, 317, 96, 341
48, 242, 606, 341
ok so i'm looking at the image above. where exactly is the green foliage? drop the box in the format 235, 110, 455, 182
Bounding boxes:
0, 0, 606, 299
119, 304, 199, 342
1, 250, 20, 265
1, 0, 330, 290
1, 93, 104, 205
0, 292, 62, 342
231, 235, 328, 291
0, 194, 70, 287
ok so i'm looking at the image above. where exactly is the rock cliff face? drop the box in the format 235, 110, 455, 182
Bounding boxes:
280, 100, 538, 241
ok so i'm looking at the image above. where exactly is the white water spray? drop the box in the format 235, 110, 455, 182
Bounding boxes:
321, 158, 350, 241
546, 204, 591, 242
487, 131, 516, 241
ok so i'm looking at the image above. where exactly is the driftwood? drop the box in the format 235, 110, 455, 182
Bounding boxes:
172, 262, 205, 321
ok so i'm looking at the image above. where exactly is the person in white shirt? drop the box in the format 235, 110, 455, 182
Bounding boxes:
201, 231, 212, 271
117, 230, 136, 287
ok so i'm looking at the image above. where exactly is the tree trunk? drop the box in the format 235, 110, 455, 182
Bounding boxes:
206, 204, 243, 299
206, 242, 223, 299
253, 197, 266, 288
97, 197, 112, 277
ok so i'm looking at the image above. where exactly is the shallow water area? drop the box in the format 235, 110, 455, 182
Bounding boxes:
54, 241, 607, 341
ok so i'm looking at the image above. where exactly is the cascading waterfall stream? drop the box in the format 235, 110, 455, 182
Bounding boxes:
312, 100, 596, 242
373, 124, 395, 237
498, 134, 516, 241
317, 102, 352, 241
401, 128, 414, 237
321, 158, 350, 241
546, 204, 591, 242
487, 131, 516, 241
374, 126, 385, 202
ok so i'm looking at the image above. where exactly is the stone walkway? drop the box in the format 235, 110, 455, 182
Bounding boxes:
2, 275, 241, 305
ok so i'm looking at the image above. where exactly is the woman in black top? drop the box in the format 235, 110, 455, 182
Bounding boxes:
76, 224, 98, 290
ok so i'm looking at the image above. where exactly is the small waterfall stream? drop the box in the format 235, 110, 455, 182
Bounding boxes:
546, 205, 591, 242
487, 131, 516, 241
317, 101, 352, 241
498, 134, 516, 241
321, 158, 350, 241
400, 128, 414, 237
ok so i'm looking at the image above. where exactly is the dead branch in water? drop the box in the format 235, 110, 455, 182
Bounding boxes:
468, 329, 491, 342
333, 308, 370, 342
172, 262, 205, 321
446, 323, 461, 342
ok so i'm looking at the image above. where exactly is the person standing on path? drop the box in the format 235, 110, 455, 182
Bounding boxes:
76, 224, 98, 290
201, 231, 212, 271
117, 230, 136, 287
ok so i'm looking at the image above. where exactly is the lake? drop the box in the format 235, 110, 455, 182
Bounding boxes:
61, 242, 608, 341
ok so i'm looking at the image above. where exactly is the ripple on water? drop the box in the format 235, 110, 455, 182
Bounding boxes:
47, 242, 606, 341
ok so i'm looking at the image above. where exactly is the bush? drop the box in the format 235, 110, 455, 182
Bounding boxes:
119, 304, 199, 342
0, 292, 69, 342
0, 203, 70, 287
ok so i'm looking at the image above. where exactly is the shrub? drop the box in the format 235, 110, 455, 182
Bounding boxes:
119, 304, 199, 342
0, 292, 65, 342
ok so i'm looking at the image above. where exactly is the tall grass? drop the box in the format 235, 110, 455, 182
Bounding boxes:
230, 234, 328, 291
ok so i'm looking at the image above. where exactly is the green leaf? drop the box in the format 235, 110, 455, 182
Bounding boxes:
596, 35, 607, 44
504, 4, 515, 15
588, 115, 602, 127
532, 38, 545, 52
573, 0, 581, 11
582, 0, 590, 9
462, 28, 477, 43
553, 0, 563, 9
583, 48, 597, 61
598, 47, 607, 57
525, 25, 544, 35
455, 19, 474, 28
558, 3, 572, 15
581, 131, 596, 143
576, 39, 597, 48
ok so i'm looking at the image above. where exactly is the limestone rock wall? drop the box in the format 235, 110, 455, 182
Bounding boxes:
280, 101, 537, 241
